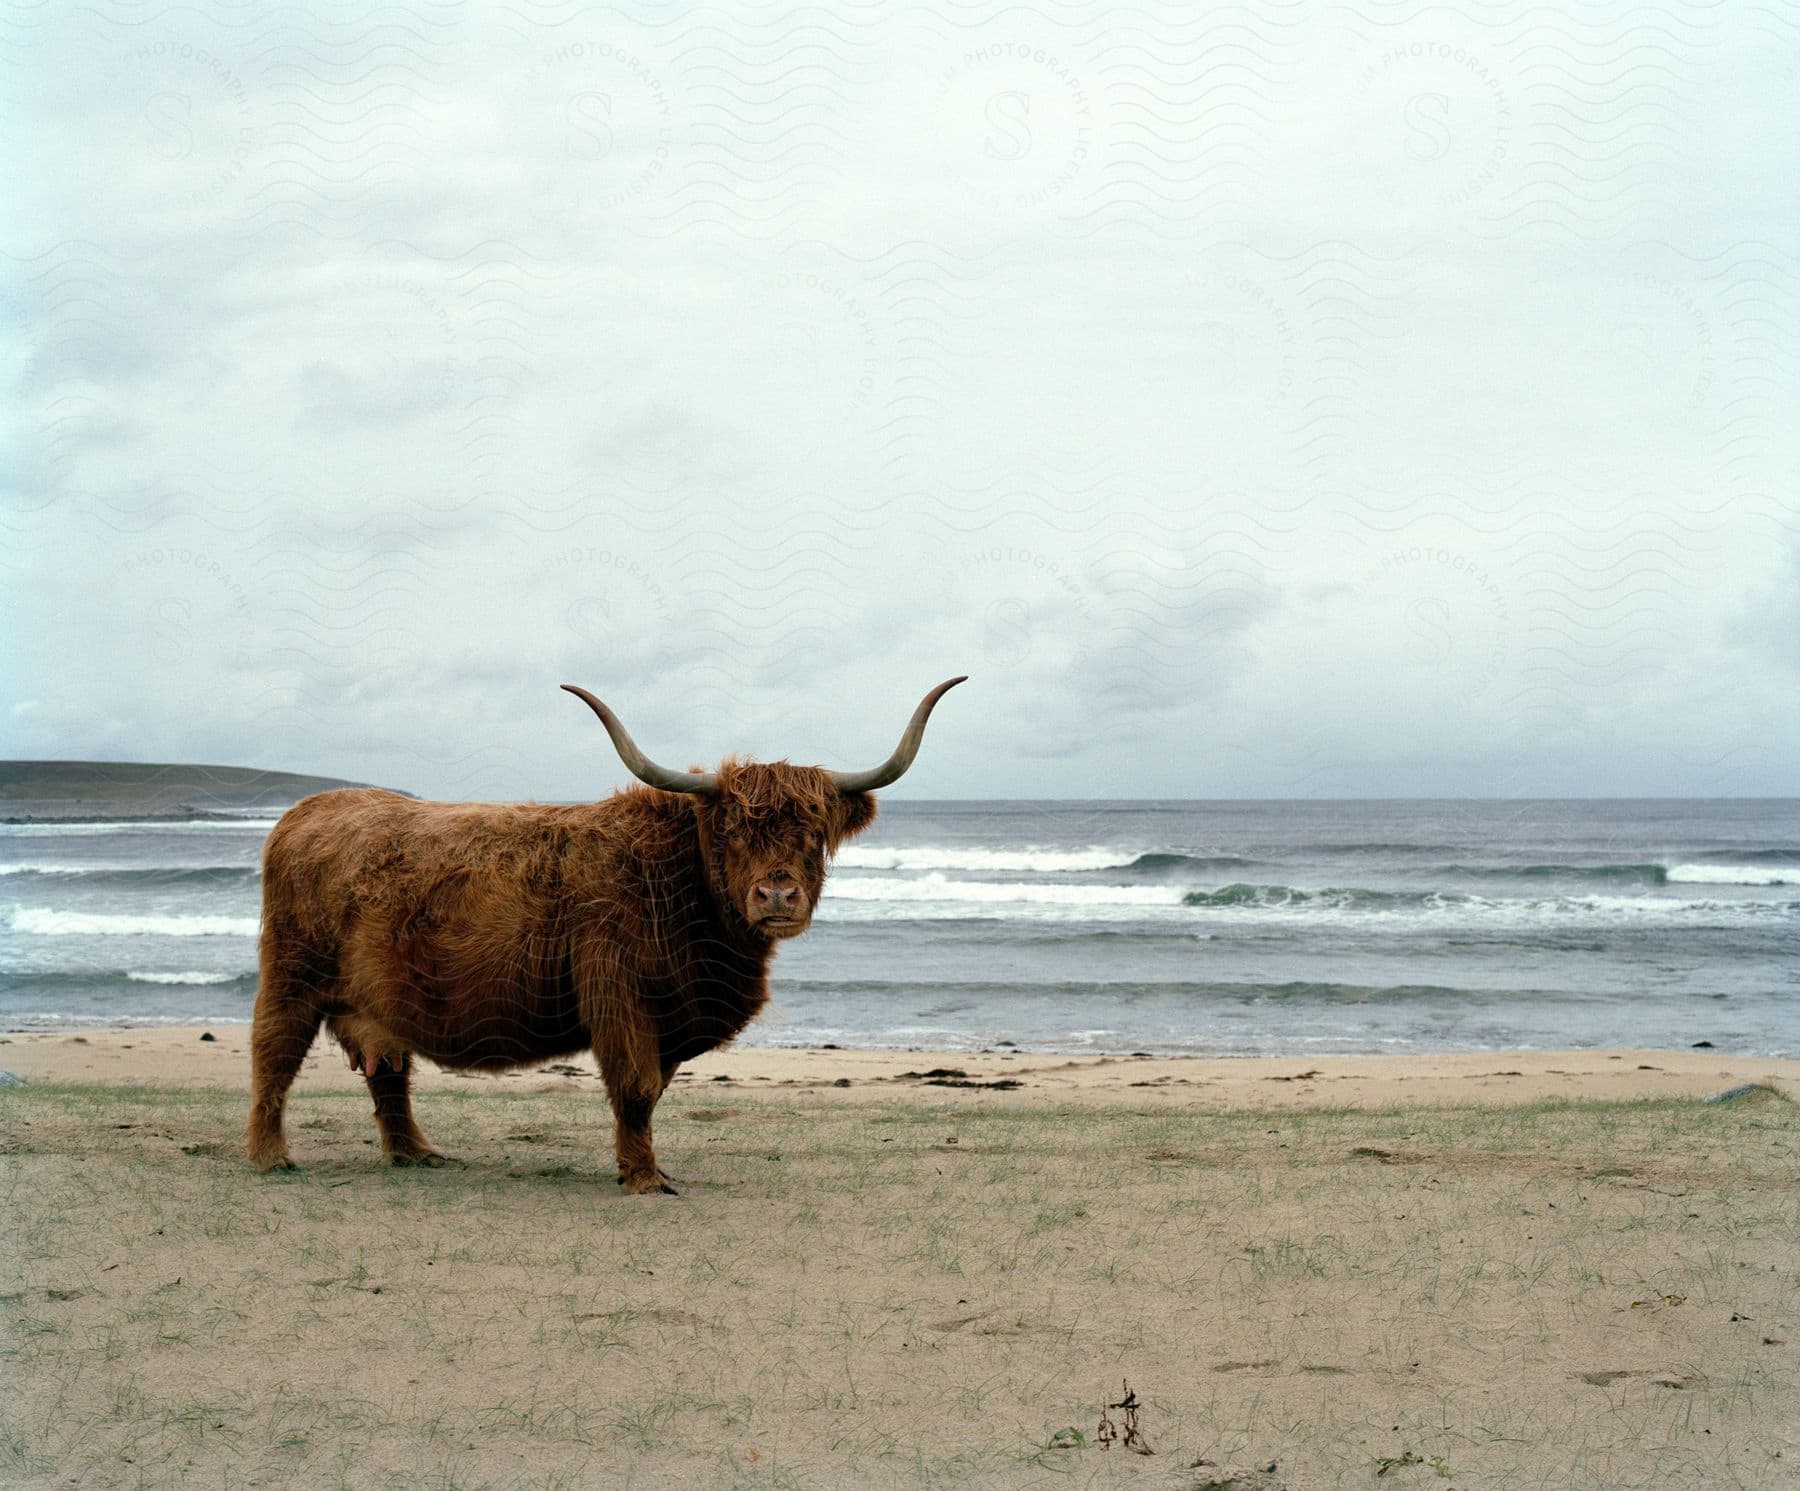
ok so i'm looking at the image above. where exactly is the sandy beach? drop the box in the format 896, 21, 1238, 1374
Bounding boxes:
1, 1031, 1795, 1489
3, 1024, 1797, 1108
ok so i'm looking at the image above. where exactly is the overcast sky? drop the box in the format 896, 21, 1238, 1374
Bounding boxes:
4, 1, 1796, 799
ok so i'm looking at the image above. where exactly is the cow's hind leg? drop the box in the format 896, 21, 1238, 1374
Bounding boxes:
651, 1059, 681, 1185
366, 1054, 445, 1166
246, 934, 326, 1171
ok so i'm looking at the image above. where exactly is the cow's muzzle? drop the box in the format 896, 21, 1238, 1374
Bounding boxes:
749, 881, 810, 937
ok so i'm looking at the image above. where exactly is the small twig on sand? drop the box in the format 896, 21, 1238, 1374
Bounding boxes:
1098, 1378, 1153, 1455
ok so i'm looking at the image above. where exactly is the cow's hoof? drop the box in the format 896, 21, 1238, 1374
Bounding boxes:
620, 1170, 679, 1196
390, 1150, 448, 1168
250, 1150, 295, 1173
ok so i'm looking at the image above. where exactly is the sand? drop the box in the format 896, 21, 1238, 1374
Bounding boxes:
2, 1031, 1796, 1489
4, 1026, 1796, 1109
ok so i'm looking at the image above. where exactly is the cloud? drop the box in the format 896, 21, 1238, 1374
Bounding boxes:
3, 4, 1796, 796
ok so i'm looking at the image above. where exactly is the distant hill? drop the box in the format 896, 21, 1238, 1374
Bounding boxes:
0, 761, 408, 822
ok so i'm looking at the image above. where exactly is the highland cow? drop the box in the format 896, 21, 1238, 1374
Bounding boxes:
246, 678, 965, 1193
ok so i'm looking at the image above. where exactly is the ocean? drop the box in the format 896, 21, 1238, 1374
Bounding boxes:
3, 800, 1796, 1057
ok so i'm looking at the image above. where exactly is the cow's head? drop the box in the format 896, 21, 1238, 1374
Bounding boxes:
563, 678, 965, 941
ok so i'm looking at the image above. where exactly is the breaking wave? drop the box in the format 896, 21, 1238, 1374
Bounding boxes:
1665, 864, 1800, 886
1126, 853, 1261, 875
0, 865, 258, 885
125, 970, 246, 985
1177, 885, 1797, 924
826, 875, 1187, 907
773, 977, 1474, 1003
834, 846, 1139, 873
1432, 862, 1799, 887
0, 820, 279, 836
834, 846, 1257, 875
1435, 863, 1668, 884
5, 905, 260, 937
822, 875, 1798, 926
0, 969, 255, 991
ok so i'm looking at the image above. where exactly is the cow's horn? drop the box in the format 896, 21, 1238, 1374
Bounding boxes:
562, 685, 720, 795
828, 677, 968, 794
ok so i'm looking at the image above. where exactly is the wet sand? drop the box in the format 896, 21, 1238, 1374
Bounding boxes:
2, 1024, 1794, 1109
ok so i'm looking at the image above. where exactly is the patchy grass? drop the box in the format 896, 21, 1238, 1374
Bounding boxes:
1, 1082, 1795, 1488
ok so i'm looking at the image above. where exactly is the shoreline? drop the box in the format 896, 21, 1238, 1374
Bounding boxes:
3, 1025, 1795, 1109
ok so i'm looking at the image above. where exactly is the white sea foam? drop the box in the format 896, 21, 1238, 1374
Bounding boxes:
1665, 863, 1800, 886
834, 845, 1138, 873
1461, 893, 1763, 924
126, 971, 243, 985
818, 876, 1794, 928
3, 1012, 254, 1028
5, 906, 259, 937
825, 874, 1188, 907
0, 863, 256, 876
0, 820, 280, 837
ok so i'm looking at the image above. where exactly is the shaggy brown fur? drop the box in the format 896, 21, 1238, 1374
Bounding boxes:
245, 762, 876, 1193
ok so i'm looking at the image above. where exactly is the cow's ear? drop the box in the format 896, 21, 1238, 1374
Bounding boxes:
830, 791, 877, 847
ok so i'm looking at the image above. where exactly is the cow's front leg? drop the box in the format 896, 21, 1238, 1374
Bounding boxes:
611, 1089, 674, 1195
596, 1024, 675, 1195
